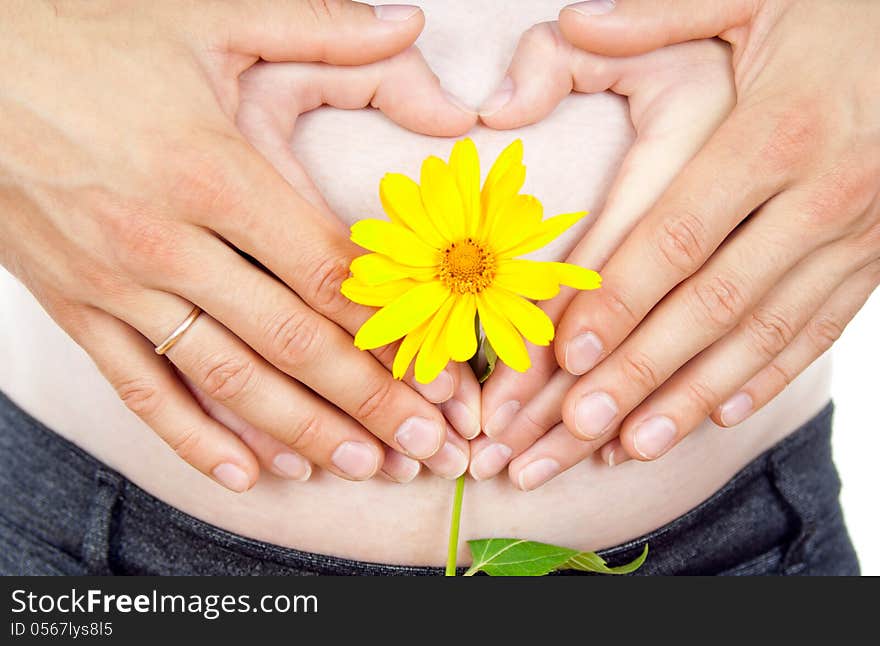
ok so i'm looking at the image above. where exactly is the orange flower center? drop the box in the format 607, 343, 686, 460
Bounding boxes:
439, 238, 496, 295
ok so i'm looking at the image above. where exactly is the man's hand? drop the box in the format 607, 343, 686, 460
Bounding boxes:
469, 22, 736, 486
0, 0, 477, 491
545, 0, 879, 469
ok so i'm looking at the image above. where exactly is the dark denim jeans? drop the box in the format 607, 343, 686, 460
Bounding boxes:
0, 390, 859, 575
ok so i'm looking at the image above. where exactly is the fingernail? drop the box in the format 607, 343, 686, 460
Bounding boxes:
517, 458, 561, 491
574, 392, 618, 439
566, 0, 617, 16
471, 443, 513, 481
479, 76, 515, 117
565, 332, 604, 375
485, 400, 521, 437
332, 441, 380, 480
373, 4, 420, 21
633, 416, 677, 459
381, 451, 421, 483
441, 398, 481, 439
212, 463, 250, 492
442, 88, 476, 114
424, 441, 468, 479
719, 392, 754, 427
395, 416, 443, 459
413, 370, 454, 403
272, 453, 311, 481
606, 448, 617, 467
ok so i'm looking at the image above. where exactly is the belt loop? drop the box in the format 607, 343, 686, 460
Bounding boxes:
82, 468, 123, 575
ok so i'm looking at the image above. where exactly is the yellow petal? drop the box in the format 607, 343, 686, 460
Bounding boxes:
354, 281, 449, 350
551, 262, 602, 291
414, 296, 455, 384
350, 253, 437, 285
392, 317, 432, 380
341, 277, 421, 307
483, 287, 554, 346
479, 140, 525, 241
445, 294, 477, 361
488, 194, 544, 253
379, 173, 447, 249
420, 156, 467, 242
477, 292, 530, 373
448, 139, 481, 238
497, 211, 588, 258
495, 259, 562, 300
350, 219, 440, 267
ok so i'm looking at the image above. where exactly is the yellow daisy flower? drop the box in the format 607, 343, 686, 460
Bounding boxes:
342, 139, 601, 384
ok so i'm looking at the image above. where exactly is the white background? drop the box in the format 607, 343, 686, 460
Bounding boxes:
831, 289, 879, 575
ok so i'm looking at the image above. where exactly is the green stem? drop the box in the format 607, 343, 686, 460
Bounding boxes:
445, 474, 466, 576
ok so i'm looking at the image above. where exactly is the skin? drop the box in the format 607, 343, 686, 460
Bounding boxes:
478, 0, 880, 488
0, 0, 481, 492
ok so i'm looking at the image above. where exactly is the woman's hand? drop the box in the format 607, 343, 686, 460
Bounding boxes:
469, 22, 736, 485
547, 0, 880, 468
0, 0, 476, 491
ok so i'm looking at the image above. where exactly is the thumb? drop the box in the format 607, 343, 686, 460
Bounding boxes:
222, 1, 425, 65
558, 0, 755, 57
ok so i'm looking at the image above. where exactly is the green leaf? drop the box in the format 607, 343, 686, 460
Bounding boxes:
478, 338, 498, 384
464, 539, 577, 576
563, 544, 649, 575
465, 539, 649, 576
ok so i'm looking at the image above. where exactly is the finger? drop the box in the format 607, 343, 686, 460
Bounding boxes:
560, 193, 837, 443
713, 259, 880, 429
440, 361, 481, 439
482, 35, 735, 434
180, 374, 312, 481
62, 307, 260, 492
614, 243, 860, 461
558, 0, 754, 57
598, 438, 629, 467
555, 109, 796, 377
471, 371, 575, 481
131, 230, 449, 461
110, 291, 387, 481
421, 424, 470, 480
236, 48, 475, 213
507, 421, 611, 491
380, 445, 422, 483
222, 1, 425, 66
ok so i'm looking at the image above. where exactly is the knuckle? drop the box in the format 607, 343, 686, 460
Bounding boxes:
286, 413, 324, 451
305, 0, 344, 22
265, 309, 323, 366
766, 361, 794, 389
164, 146, 244, 217
113, 219, 190, 277
807, 314, 844, 354
745, 308, 795, 359
599, 284, 639, 328
657, 212, 708, 275
800, 163, 878, 232
302, 253, 355, 316
169, 426, 203, 463
116, 377, 163, 418
689, 275, 744, 330
754, 100, 823, 175
199, 356, 258, 403
619, 351, 661, 392
354, 377, 396, 423
684, 380, 719, 417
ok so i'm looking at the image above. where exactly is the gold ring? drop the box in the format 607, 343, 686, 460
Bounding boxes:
154, 306, 202, 355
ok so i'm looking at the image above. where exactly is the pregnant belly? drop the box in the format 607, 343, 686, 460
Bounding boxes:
0, 103, 832, 564
0, 0, 833, 564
